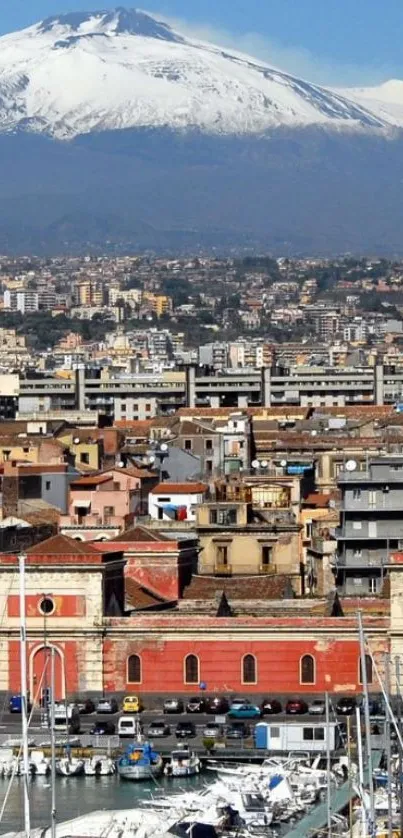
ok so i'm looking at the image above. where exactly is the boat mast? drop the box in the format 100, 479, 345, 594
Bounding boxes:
50, 646, 57, 838
358, 610, 375, 838
18, 552, 31, 838
325, 692, 332, 837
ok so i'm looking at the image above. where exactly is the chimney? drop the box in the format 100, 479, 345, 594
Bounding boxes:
2, 461, 19, 519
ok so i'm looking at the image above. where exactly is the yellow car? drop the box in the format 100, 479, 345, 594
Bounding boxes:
122, 695, 143, 714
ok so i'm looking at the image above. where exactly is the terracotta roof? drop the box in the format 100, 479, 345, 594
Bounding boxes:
113, 420, 153, 434
113, 525, 170, 543
26, 534, 102, 555
70, 473, 112, 487
150, 482, 207, 495
303, 493, 333, 508
182, 574, 295, 600
125, 577, 170, 610
178, 407, 309, 419
312, 406, 394, 417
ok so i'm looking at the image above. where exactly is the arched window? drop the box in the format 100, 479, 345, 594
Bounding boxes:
184, 654, 199, 684
300, 654, 315, 685
242, 654, 257, 684
359, 654, 373, 685
127, 654, 141, 684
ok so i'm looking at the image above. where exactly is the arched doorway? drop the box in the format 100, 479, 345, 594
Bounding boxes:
30, 645, 65, 703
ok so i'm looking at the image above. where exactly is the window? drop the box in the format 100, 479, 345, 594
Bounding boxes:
369, 490, 376, 507
303, 727, 314, 741
127, 654, 141, 683
206, 460, 213, 473
216, 544, 229, 565
121, 403, 126, 412
2, 450, 10, 461
353, 549, 362, 559
80, 452, 90, 464
359, 654, 373, 685
242, 654, 257, 684
104, 506, 115, 517
270, 727, 280, 738
23, 447, 29, 454
353, 521, 362, 530
261, 545, 273, 566
184, 654, 199, 684
113, 481, 120, 490
45, 481, 51, 491
368, 577, 377, 594
205, 439, 213, 451
353, 489, 361, 500
209, 507, 237, 525
184, 439, 192, 451
300, 654, 315, 685
39, 597, 55, 616
315, 727, 325, 741
145, 404, 151, 411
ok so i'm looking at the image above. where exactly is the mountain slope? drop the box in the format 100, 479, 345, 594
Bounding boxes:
0, 7, 393, 138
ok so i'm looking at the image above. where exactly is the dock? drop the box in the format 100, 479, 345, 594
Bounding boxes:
283, 750, 383, 838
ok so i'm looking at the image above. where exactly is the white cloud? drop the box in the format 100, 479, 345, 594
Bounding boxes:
148, 10, 395, 87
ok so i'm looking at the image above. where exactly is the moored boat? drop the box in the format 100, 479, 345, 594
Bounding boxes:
164, 746, 201, 778
55, 756, 84, 777
117, 742, 163, 781
84, 755, 115, 776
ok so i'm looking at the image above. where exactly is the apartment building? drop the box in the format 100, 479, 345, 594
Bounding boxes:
335, 457, 403, 595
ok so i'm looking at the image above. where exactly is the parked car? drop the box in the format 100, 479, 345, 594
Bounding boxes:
308, 699, 326, 715
122, 695, 143, 714
229, 697, 251, 711
226, 722, 250, 739
228, 704, 261, 720
206, 696, 230, 714
90, 720, 115, 735
163, 698, 184, 714
285, 698, 308, 715
203, 722, 224, 738
261, 698, 282, 715
186, 697, 207, 713
96, 698, 118, 714
148, 720, 171, 738
78, 699, 95, 715
9, 695, 32, 714
336, 697, 357, 715
118, 716, 142, 738
175, 721, 196, 738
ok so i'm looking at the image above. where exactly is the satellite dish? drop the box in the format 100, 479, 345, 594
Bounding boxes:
251, 459, 260, 469
159, 443, 168, 453
261, 460, 268, 468
73, 437, 80, 444
280, 459, 287, 468
118, 461, 125, 468
345, 459, 357, 472
311, 430, 317, 436
148, 455, 156, 464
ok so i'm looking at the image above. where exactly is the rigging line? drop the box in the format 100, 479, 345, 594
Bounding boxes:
0, 654, 50, 827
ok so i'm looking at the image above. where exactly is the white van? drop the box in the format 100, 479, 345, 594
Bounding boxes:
118, 716, 142, 739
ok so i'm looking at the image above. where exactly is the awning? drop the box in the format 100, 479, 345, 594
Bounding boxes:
158, 503, 179, 511
73, 500, 91, 509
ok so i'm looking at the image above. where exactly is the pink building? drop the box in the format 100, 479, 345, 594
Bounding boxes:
59, 467, 157, 541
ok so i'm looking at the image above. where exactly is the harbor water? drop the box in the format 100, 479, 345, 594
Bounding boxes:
0, 774, 208, 834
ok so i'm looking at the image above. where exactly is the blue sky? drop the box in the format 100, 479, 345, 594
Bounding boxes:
0, 0, 402, 84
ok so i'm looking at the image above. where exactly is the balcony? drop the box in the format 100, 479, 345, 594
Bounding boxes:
259, 564, 277, 575
214, 563, 232, 576
310, 537, 337, 555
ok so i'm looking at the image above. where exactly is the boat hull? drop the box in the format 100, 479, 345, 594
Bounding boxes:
117, 760, 163, 781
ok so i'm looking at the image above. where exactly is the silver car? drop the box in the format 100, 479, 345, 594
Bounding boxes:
203, 722, 224, 738
308, 699, 326, 715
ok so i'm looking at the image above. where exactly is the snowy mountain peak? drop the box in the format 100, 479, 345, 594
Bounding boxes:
38, 7, 183, 41
0, 8, 402, 139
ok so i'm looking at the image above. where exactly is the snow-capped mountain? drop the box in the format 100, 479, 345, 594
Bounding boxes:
0, 6, 399, 139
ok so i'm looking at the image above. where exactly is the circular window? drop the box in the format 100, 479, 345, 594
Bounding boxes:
39, 597, 55, 616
